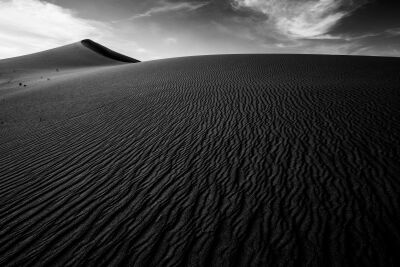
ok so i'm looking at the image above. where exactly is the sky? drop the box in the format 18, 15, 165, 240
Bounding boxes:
0, 0, 399, 60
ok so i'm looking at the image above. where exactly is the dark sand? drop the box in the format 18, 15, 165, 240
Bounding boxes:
0, 41, 400, 266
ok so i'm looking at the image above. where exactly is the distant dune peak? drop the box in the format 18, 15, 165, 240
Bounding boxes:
81, 39, 140, 63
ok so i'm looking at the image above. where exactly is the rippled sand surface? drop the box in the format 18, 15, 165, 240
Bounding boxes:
1, 45, 400, 266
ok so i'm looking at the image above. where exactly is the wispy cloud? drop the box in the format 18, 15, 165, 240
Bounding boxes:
386, 28, 400, 36
0, 0, 105, 58
129, 0, 209, 20
164, 37, 178, 45
232, 0, 368, 39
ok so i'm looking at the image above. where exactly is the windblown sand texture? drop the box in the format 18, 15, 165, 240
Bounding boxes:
0, 40, 400, 266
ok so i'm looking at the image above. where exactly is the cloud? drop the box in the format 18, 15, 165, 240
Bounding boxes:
136, 48, 150, 53
164, 37, 178, 45
232, 0, 367, 39
130, 0, 209, 19
0, 0, 106, 59
386, 28, 400, 36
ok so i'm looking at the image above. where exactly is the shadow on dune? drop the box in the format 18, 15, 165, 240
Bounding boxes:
81, 39, 140, 63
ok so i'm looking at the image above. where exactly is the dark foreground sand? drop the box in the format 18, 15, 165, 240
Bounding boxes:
0, 41, 400, 266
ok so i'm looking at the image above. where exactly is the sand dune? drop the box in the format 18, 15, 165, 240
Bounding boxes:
1, 41, 400, 266
0, 39, 138, 72
0, 40, 138, 98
